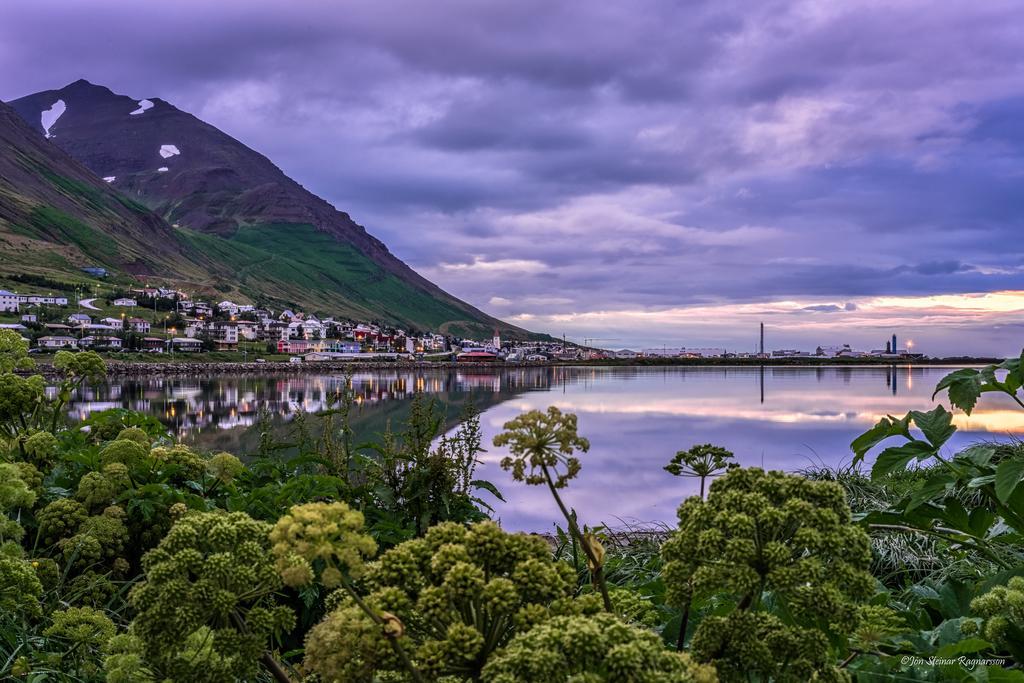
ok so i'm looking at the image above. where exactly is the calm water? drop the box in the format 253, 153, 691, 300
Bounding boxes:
66, 366, 1020, 531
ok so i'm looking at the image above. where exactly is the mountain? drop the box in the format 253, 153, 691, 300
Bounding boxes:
0, 99, 209, 283
4, 80, 530, 337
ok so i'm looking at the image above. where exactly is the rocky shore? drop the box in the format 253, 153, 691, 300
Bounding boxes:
18, 355, 991, 379
23, 359, 470, 378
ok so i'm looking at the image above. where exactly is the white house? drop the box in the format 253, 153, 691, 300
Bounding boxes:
0, 290, 19, 313
113, 298, 137, 307
37, 336, 78, 350
235, 321, 258, 340
168, 337, 202, 352
21, 314, 37, 323
210, 322, 239, 349
287, 320, 326, 340
217, 301, 240, 315
128, 317, 151, 333
68, 313, 92, 325
80, 336, 123, 350
17, 295, 69, 306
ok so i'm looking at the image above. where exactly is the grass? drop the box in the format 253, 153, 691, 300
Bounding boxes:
800, 463, 1013, 586
177, 223, 501, 334
26, 206, 120, 264
5, 200, 513, 337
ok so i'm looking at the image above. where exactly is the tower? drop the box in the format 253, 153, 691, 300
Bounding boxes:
892, 333, 897, 354
759, 322, 764, 356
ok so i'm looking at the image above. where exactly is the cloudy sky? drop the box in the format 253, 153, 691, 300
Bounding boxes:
3, 0, 1023, 355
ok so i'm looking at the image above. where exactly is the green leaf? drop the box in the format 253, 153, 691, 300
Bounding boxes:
984, 667, 1024, 683
958, 445, 997, 467
1004, 361, 1023, 395
871, 441, 935, 479
995, 458, 1024, 503
934, 368, 983, 415
905, 470, 955, 512
935, 637, 992, 657
470, 479, 506, 502
968, 507, 997, 538
851, 413, 911, 463
1017, 348, 1024, 390
941, 498, 970, 532
911, 405, 957, 448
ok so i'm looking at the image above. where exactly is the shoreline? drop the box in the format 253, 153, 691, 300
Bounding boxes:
18, 355, 996, 378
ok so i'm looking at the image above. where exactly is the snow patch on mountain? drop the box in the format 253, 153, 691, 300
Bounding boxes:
130, 99, 154, 115
159, 144, 180, 158
157, 167, 169, 172
41, 100, 66, 138
103, 176, 116, 183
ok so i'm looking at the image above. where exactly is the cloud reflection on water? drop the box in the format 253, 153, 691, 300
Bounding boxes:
66, 366, 1015, 530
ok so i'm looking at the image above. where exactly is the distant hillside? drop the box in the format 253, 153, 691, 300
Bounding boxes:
4, 80, 534, 337
0, 99, 206, 284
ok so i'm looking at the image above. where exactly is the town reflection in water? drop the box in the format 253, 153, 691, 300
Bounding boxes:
65, 365, 1016, 530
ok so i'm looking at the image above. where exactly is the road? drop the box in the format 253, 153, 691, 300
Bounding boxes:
78, 298, 100, 310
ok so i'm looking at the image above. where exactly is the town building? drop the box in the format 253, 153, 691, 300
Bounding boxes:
79, 336, 123, 350
128, 317, 151, 333
0, 290, 19, 312
37, 336, 78, 350
168, 338, 202, 352
210, 322, 239, 350
16, 295, 69, 306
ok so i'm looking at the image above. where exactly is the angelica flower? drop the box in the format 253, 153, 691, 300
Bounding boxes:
482, 613, 717, 682
493, 406, 589, 488
270, 501, 377, 587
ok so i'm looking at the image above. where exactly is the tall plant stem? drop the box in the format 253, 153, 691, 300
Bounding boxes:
675, 598, 691, 651
260, 652, 295, 683
540, 464, 613, 612
229, 611, 294, 683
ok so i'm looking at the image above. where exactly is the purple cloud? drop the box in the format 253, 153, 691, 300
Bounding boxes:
2, 0, 1023, 355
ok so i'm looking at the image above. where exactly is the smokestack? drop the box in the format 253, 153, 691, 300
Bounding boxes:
760, 322, 764, 356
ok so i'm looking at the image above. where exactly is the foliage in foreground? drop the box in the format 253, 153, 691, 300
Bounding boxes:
3, 328, 1024, 682
663, 467, 874, 682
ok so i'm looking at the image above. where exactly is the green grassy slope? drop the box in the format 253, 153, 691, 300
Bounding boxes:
178, 223, 510, 336
1, 100, 536, 338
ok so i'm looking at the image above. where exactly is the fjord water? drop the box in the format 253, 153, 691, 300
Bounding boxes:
70, 366, 1018, 531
